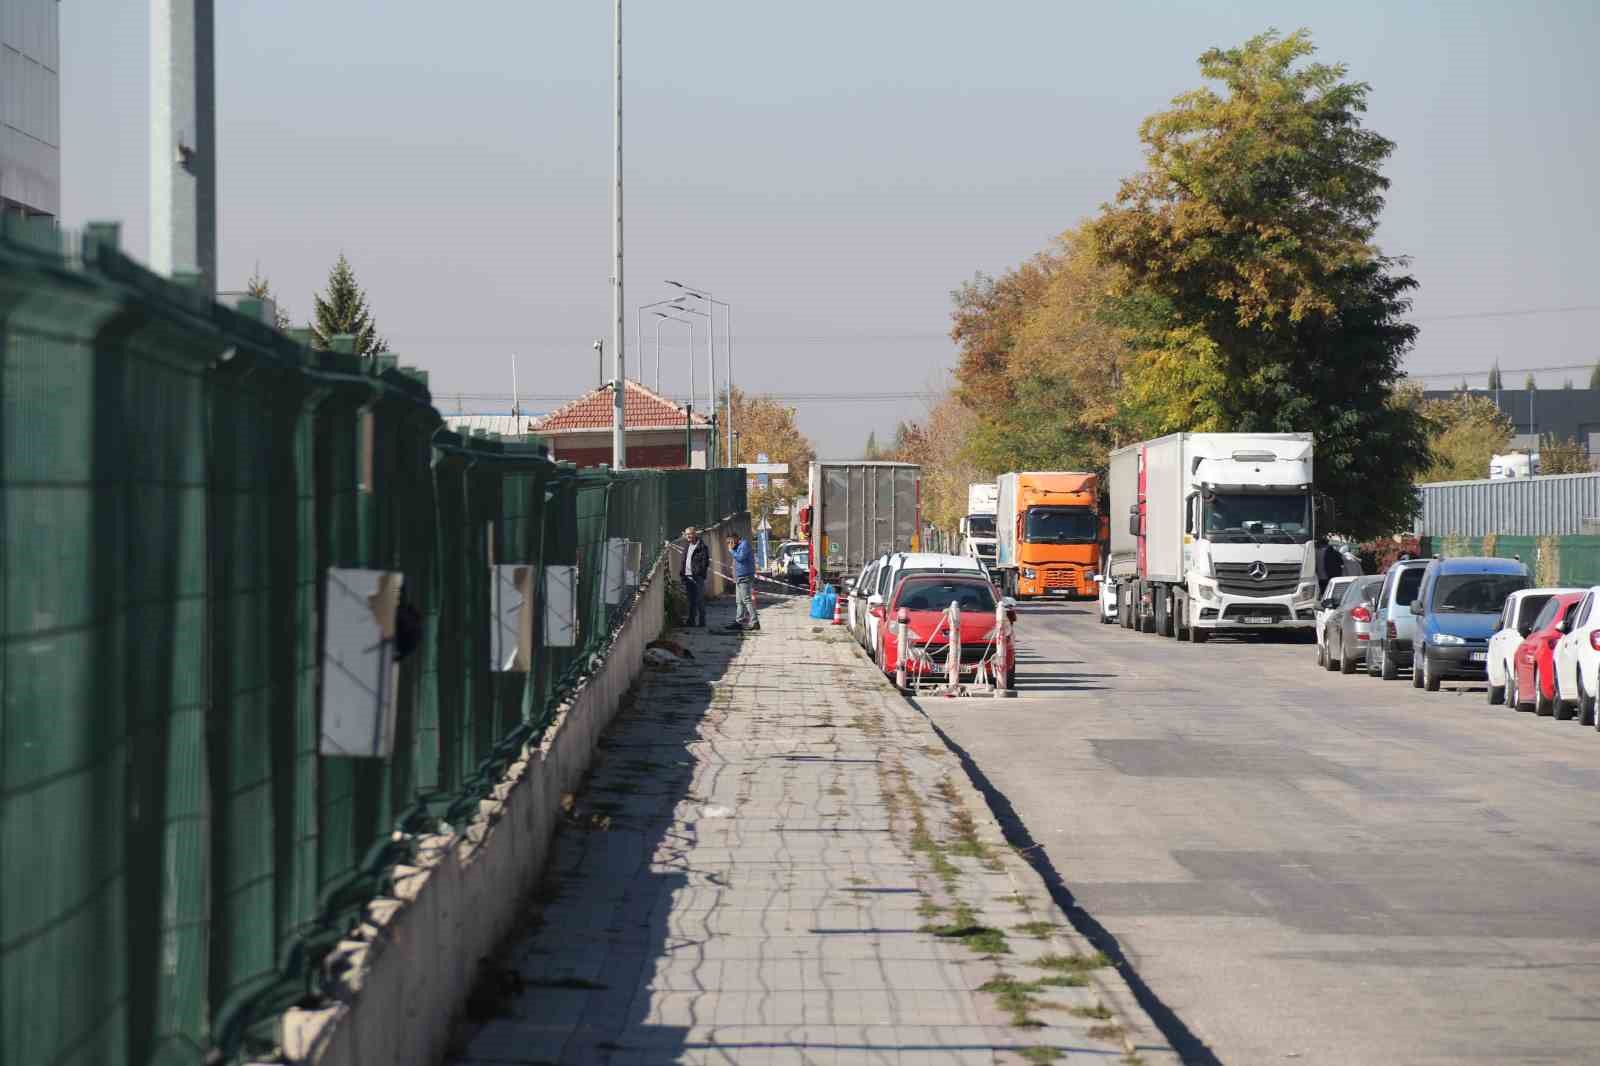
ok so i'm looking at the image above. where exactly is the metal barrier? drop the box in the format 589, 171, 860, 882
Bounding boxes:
0, 218, 747, 1066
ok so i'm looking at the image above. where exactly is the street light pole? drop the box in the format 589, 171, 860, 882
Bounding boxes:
636, 297, 679, 390
610, 0, 625, 469
670, 302, 715, 464
667, 281, 734, 465
654, 310, 699, 467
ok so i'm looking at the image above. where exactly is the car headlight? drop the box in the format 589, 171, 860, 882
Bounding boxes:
1294, 583, 1317, 603
1432, 633, 1466, 646
1022, 568, 1036, 579
1195, 582, 1216, 602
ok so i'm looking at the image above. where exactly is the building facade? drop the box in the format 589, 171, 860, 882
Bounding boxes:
1424, 387, 1600, 461
0, 0, 60, 219
530, 380, 711, 469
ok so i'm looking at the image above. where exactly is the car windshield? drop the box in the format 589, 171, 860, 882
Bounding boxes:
1432, 573, 1529, 614
967, 514, 996, 537
1343, 577, 1383, 606
1515, 594, 1553, 630
896, 579, 997, 613
1024, 507, 1098, 544
1530, 597, 1563, 631
1203, 492, 1312, 544
1388, 567, 1424, 607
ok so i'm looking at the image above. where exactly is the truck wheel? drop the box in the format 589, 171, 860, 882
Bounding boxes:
1154, 592, 1170, 638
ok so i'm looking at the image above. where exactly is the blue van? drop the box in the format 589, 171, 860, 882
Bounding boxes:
1410, 557, 1532, 691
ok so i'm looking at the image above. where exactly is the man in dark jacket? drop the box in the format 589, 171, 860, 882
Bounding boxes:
681, 527, 709, 627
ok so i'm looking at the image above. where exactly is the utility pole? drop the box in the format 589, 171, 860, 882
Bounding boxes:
610, 0, 626, 469
150, 0, 216, 291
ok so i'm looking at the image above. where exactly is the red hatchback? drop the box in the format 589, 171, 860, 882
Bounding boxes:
878, 575, 1015, 685
1510, 592, 1584, 715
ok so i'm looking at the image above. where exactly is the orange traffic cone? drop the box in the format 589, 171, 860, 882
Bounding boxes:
832, 597, 845, 625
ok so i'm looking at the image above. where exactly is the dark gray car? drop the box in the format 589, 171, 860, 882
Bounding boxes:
1323, 575, 1384, 675
1368, 559, 1432, 680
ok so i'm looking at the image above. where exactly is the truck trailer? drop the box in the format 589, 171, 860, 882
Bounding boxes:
1107, 433, 1317, 641
960, 482, 999, 565
994, 472, 1102, 599
805, 461, 922, 592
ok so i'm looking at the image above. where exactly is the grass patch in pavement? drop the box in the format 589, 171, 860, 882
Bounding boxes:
977, 975, 1048, 1028
1014, 920, 1059, 939
1036, 973, 1088, 988
923, 902, 1010, 955
1088, 1023, 1125, 1042
1019, 1048, 1063, 1064
1071, 1004, 1113, 1020
1034, 951, 1111, 975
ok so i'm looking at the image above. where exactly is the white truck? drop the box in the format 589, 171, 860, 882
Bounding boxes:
960, 482, 999, 565
1107, 432, 1318, 642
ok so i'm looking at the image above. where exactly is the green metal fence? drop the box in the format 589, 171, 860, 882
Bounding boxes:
1424, 534, 1600, 588
0, 220, 746, 1066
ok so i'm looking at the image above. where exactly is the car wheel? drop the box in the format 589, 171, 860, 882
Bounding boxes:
1487, 664, 1505, 706
1368, 643, 1381, 678
1423, 653, 1441, 692
1383, 645, 1400, 681
1340, 636, 1359, 675
1534, 665, 1555, 717
1578, 672, 1596, 727
1553, 670, 1576, 721
1507, 670, 1521, 711
1317, 633, 1328, 668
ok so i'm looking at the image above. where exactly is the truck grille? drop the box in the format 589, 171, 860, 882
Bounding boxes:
1221, 603, 1290, 622
1214, 562, 1300, 597
1043, 567, 1080, 590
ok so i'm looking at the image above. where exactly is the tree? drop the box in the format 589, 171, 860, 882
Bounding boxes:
1563, 378, 1575, 390
312, 254, 388, 355
727, 387, 816, 529
1407, 387, 1514, 482
1524, 373, 1537, 391
1088, 29, 1427, 538
1539, 435, 1591, 475
1487, 362, 1502, 390
863, 431, 881, 460
885, 394, 984, 536
245, 268, 293, 331
1591, 360, 1600, 390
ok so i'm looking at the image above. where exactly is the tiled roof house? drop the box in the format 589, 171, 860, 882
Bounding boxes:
530, 379, 711, 469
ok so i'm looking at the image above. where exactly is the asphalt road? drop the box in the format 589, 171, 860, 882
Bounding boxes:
913, 601, 1600, 1066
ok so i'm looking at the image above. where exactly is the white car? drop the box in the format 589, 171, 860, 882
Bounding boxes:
866, 552, 989, 659
1487, 587, 1576, 706
1313, 576, 1359, 665
1553, 585, 1600, 725
1093, 574, 1117, 624
849, 557, 885, 653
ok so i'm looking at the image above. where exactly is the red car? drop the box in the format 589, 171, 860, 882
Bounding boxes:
1509, 592, 1584, 715
878, 574, 1015, 686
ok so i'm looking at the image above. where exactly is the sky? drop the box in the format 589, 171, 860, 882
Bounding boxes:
61, 0, 1600, 456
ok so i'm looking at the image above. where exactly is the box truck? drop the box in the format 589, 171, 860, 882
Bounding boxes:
1106, 433, 1317, 641
960, 482, 999, 565
805, 461, 922, 591
994, 472, 1102, 599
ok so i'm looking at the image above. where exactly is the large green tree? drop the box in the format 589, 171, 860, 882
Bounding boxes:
312, 254, 388, 355
1090, 29, 1427, 538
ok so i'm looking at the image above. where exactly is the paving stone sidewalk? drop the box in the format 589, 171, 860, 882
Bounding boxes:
450, 595, 1176, 1066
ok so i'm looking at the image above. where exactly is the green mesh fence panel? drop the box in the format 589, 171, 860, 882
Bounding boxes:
1, 223, 754, 1066
1552, 537, 1600, 586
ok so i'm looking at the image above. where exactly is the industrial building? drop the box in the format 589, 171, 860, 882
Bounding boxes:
0, 0, 59, 219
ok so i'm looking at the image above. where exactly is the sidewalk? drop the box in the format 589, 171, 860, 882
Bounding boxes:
449, 594, 1174, 1066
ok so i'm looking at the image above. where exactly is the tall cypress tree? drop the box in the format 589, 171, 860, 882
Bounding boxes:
312, 254, 388, 355
1487, 362, 1502, 390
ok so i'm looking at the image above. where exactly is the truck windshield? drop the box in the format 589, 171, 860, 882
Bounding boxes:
1202, 493, 1311, 544
1024, 507, 1097, 544
966, 514, 996, 537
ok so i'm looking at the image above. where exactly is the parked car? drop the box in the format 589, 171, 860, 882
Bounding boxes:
1409, 557, 1531, 692
1367, 558, 1432, 681
877, 573, 1016, 688
1093, 573, 1117, 624
1323, 575, 1384, 674
865, 552, 990, 662
1487, 587, 1575, 705
848, 557, 884, 653
1314, 575, 1361, 668
772, 542, 809, 588
1509, 592, 1584, 714
1552, 585, 1600, 724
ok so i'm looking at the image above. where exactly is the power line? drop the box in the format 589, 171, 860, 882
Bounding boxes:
1412, 304, 1600, 323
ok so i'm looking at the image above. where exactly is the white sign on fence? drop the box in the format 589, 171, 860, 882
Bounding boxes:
604, 537, 628, 605
544, 564, 578, 647
489, 564, 535, 672
320, 568, 404, 758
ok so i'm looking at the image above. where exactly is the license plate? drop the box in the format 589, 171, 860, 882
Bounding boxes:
1470, 651, 1486, 662
1242, 615, 1275, 625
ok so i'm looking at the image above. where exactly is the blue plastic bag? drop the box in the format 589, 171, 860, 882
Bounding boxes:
809, 584, 837, 620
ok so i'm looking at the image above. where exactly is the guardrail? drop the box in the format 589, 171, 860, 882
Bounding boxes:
0, 216, 745, 1066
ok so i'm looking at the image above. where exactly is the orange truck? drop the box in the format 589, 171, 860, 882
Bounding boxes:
994, 471, 1102, 599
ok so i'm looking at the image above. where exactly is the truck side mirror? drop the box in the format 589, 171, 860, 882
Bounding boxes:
1409, 600, 1423, 616
1128, 513, 1140, 537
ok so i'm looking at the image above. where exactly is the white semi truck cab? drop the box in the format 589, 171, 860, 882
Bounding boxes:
1108, 433, 1317, 642
960, 482, 999, 565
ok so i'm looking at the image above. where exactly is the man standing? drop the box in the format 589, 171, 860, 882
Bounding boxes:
682, 527, 708, 627
726, 530, 760, 631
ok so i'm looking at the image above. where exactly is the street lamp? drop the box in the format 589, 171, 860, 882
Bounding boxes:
670, 300, 716, 464
667, 280, 736, 465
635, 298, 679, 388
653, 309, 699, 467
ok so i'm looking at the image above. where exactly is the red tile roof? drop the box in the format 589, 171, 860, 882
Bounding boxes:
531, 379, 710, 434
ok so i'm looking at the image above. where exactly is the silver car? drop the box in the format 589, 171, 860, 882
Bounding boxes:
1323, 575, 1384, 675
1367, 558, 1431, 681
